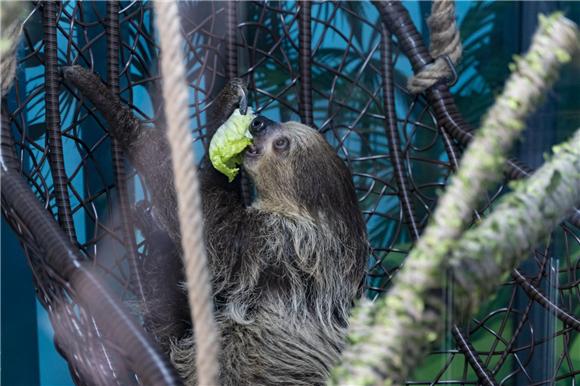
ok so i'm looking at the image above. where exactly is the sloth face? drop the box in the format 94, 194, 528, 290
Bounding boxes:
244, 116, 295, 164
244, 116, 353, 214
243, 117, 325, 177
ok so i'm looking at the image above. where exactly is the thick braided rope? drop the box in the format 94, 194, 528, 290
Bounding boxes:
407, 0, 462, 94
153, 2, 219, 385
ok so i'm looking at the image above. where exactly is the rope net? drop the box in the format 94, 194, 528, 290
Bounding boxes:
2, 1, 578, 385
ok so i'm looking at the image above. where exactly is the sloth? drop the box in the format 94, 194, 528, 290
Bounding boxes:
63, 66, 369, 386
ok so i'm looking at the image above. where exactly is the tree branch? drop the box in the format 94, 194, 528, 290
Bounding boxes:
331, 13, 578, 386
451, 128, 580, 317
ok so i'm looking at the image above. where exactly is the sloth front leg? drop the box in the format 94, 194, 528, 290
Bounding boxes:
63, 65, 180, 240
64, 66, 190, 350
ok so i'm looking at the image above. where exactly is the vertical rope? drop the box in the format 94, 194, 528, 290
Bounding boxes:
106, 0, 147, 311
43, 0, 76, 242
153, 2, 219, 385
298, 1, 313, 127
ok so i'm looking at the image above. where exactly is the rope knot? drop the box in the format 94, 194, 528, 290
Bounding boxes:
407, 0, 462, 94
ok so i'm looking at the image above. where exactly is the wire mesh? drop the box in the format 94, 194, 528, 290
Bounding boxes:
2, 1, 578, 385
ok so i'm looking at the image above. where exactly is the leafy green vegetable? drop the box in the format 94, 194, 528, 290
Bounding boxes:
209, 108, 255, 182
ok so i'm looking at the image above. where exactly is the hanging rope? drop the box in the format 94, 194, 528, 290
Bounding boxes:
407, 0, 462, 94
153, 2, 219, 385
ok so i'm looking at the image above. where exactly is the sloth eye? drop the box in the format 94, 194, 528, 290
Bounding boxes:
273, 137, 289, 151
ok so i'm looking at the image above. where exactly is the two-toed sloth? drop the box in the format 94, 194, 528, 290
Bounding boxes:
64, 66, 368, 386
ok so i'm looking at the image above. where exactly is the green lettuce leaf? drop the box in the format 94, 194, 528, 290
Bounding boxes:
209, 108, 255, 182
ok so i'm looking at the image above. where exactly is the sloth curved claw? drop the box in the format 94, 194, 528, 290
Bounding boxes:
238, 85, 248, 115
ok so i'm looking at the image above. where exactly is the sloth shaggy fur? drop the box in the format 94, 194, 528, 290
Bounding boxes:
64, 66, 369, 386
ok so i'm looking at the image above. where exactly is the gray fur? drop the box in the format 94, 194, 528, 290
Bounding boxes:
173, 209, 363, 385
63, 66, 368, 385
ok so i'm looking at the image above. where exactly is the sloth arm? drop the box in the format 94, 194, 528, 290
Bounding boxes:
63, 66, 257, 293
62, 66, 248, 240
63, 66, 181, 240
63, 66, 254, 342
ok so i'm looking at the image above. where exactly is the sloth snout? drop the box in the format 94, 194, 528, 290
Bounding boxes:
250, 116, 275, 135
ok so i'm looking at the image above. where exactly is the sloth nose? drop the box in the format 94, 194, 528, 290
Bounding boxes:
250, 116, 274, 135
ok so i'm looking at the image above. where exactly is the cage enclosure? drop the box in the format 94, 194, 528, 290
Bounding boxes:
1, 1, 579, 385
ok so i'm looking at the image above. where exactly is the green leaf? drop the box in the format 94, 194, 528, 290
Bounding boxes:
209, 109, 255, 182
